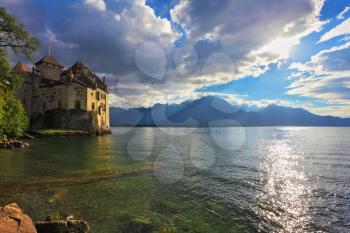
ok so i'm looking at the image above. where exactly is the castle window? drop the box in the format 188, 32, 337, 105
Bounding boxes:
58, 101, 62, 109
75, 100, 81, 110
92, 103, 95, 110
98, 106, 102, 115
96, 91, 100, 101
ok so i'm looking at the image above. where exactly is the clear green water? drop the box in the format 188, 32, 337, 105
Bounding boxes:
1, 127, 349, 232
0, 128, 252, 233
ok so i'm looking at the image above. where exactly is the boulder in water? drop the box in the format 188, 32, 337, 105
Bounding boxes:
0, 203, 37, 233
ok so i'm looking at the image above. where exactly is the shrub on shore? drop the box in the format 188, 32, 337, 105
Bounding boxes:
0, 90, 29, 140
0, 51, 29, 141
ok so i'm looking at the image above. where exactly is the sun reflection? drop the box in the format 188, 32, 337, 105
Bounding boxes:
255, 138, 311, 232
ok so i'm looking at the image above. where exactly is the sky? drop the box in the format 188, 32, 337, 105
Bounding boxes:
1, 0, 350, 117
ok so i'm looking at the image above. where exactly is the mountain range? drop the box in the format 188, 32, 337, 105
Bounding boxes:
109, 96, 350, 127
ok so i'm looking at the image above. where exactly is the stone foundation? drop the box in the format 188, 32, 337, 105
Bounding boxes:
30, 109, 109, 135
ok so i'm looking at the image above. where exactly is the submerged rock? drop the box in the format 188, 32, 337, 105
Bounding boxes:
35, 219, 89, 233
121, 216, 154, 233
0, 203, 37, 233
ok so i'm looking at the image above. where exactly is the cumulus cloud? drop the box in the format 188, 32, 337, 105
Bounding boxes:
287, 74, 350, 104
291, 41, 350, 72
84, 0, 106, 12
287, 42, 350, 106
170, 0, 326, 82
171, 0, 324, 54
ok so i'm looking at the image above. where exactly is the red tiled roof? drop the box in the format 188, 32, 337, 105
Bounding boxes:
61, 68, 74, 78
66, 61, 107, 92
70, 61, 94, 76
12, 62, 31, 74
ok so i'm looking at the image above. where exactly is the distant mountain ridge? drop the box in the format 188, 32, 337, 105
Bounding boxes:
110, 96, 350, 127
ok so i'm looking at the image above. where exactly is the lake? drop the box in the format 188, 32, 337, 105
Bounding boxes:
0, 127, 349, 232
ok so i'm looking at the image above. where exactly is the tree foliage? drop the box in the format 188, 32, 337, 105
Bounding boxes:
0, 7, 40, 60
0, 49, 21, 90
0, 50, 29, 140
0, 90, 29, 140
0, 7, 40, 140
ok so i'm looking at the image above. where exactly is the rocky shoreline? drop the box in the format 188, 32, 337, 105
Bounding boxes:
0, 140, 29, 149
0, 129, 112, 149
29, 130, 93, 138
0, 203, 89, 233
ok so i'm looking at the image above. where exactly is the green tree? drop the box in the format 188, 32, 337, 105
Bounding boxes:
0, 49, 21, 90
0, 89, 5, 140
0, 50, 29, 140
0, 7, 39, 140
0, 90, 28, 140
0, 7, 40, 60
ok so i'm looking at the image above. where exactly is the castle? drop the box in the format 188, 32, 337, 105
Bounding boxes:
13, 54, 110, 134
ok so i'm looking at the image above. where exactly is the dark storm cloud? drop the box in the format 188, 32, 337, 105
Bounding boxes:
2, 0, 177, 77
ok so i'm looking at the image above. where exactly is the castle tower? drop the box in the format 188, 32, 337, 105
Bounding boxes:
35, 54, 64, 81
